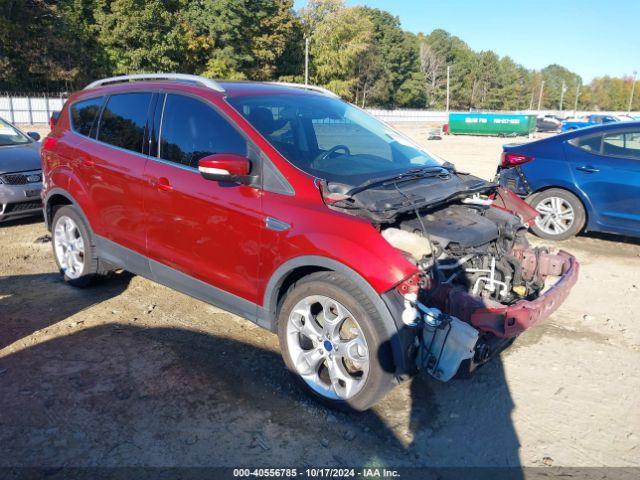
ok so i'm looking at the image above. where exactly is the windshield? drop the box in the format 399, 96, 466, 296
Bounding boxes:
0, 118, 31, 146
227, 94, 442, 185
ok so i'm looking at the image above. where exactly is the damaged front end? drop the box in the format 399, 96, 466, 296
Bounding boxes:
321, 174, 579, 381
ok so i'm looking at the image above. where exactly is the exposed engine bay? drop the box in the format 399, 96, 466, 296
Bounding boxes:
321, 173, 579, 380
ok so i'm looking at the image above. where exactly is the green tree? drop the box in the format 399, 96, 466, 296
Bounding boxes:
309, 6, 374, 100
94, 0, 188, 74
358, 8, 423, 108
182, 0, 301, 80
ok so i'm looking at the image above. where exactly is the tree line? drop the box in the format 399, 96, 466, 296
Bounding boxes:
1, 0, 637, 111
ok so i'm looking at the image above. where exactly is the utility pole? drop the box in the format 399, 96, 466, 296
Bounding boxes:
446, 65, 450, 112
537, 80, 545, 111
628, 70, 637, 114
573, 82, 581, 115
559, 81, 566, 111
304, 37, 309, 85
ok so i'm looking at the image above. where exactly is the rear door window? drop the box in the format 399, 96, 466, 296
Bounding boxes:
97, 93, 153, 153
158, 94, 247, 168
70, 96, 104, 137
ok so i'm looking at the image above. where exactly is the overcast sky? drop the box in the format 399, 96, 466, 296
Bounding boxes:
294, 0, 639, 82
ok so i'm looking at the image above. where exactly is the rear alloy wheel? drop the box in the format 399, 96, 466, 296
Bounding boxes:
529, 189, 585, 240
52, 206, 99, 287
277, 272, 396, 411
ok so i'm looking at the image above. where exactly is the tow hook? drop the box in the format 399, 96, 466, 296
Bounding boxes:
416, 302, 479, 382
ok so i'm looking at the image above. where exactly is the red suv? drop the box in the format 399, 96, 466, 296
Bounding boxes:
41, 74, 579, 411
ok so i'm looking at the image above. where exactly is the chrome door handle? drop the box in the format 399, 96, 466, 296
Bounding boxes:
576, 165, 599, 173
265, 217, 290, 232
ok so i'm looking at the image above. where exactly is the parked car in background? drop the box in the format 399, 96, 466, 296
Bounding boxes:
560, 114, 618, 132
536, 115, 562, 132
41, 74, 578, 411
497, 121, 640, 240
0, 117, 43, 223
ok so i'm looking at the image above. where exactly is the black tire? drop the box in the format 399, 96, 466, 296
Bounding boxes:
277, 271, 397, 412
51, 205, 100, 287
528, 188, 586, 240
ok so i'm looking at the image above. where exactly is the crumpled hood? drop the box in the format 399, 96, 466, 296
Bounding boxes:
0, 142, 41, 174
351, 173, 493, 217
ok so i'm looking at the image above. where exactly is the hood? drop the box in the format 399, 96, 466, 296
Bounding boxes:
328, 172, 495, 223
0, 142, 41, 174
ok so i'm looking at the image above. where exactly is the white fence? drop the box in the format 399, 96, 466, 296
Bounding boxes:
0, 94, 67, 124
366, 109, 640, 124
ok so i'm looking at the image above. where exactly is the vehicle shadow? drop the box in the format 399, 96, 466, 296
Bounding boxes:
577, 230, 640, 247
0, 271, 133, 349
0, 304, 522, 473
0, 214, 45, 228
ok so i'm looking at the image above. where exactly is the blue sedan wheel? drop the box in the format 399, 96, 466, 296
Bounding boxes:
529, 189, 586, 240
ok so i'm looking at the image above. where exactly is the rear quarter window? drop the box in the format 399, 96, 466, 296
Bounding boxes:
70, 97, 104, 137
569, 134, 602, 153
97, 92, 153, 153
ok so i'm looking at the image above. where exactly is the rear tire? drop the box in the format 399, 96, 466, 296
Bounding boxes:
51, 206, 100, 287
528, 188, 585, 240
277, 272, 397, 412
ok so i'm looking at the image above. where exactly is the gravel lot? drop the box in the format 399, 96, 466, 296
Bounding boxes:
1, 124, 639, 469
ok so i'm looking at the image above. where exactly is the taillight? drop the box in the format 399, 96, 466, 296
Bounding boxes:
501, 152, 534, 168
49, 111, 60, 131
42, 136, 58, 150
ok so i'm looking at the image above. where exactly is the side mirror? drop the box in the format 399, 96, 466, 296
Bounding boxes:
198, 153, 253, 185
27, 131, 41, 141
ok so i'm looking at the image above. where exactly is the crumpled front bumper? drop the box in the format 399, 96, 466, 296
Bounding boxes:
470, 251, 579, 337
429, 250, 579, 338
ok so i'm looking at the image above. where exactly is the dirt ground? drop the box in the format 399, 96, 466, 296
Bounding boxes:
1, 124, 639, 469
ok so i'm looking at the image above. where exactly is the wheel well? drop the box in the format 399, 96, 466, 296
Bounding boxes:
45, 194, 72, 229
275, 266, 331, 313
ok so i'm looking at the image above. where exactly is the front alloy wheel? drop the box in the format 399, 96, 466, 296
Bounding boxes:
277, 272, 396, 411
286, 295, 370, 401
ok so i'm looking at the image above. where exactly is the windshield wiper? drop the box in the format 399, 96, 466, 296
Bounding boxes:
346, 166, 450, 196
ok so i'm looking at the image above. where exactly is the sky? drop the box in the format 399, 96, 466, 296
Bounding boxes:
294, 0, 640, 82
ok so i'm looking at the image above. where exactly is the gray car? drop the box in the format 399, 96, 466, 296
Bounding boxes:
0, 117, 43, 222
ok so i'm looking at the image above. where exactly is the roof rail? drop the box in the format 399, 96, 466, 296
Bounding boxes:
84, 73, 225, 92
267, 82, 340, 98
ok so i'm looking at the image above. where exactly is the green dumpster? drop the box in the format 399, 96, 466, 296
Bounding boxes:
448, 113, 536, 136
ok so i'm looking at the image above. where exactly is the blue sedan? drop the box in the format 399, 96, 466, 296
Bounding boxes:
496, 121, 640, 240
560, 114, 618, 132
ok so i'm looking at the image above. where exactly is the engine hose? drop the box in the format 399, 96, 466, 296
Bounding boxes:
503, 254, 523, 286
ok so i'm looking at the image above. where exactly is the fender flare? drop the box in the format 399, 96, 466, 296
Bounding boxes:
263, 255, 409, 375
43, 188, 91, 231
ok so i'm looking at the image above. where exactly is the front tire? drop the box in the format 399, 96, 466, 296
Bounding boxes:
51, 206, 99, 287
277, 272, 396, 412
528, 188, 586, 240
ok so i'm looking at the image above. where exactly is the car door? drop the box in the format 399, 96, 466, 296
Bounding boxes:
565, 128, 640, 233
143, 93, 263, 310
86, 92, 154, 254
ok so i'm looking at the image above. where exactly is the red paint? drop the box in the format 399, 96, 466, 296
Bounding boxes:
198, 154, 250, 176
41, 81, 418, 310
